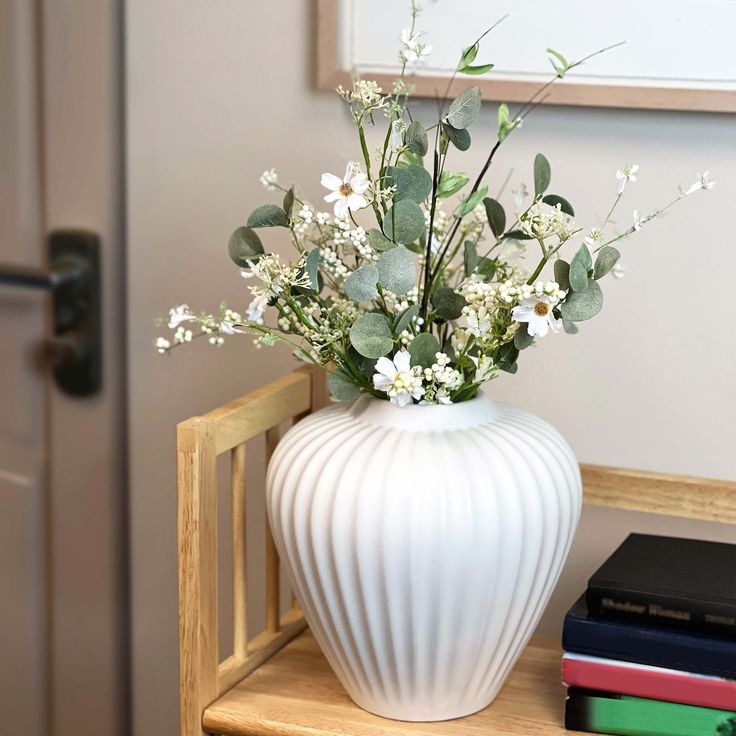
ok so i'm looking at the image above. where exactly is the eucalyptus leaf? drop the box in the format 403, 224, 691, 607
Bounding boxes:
437, 171, 469, 198
431, 286, 466, 321
228, 226, 264, 266
386, 165, 432, 203
446, 87, 481, 130
444, 124, 471, 151
497, 341, 519, 373
504, 229, 534, 241
382, 199, 426, 245
394, 303, 419, 335
458, 43, 479, 69
376, 245, 415, 295
349, 313, 394, 359
404, 121, 428, 156
328, 368, 360, 402
569, 244, 593, 292
344, 265, 378, 301
464, 241, 479, 277
282, 188, 295, 219
247, 204, 288, 228
458, 185, 488, 218
513, 325, 534, 350
460, 63, 494, 76
560, 280, 603, 322
483, 198, 506, 237
497, 103, 520, 142
305, 249, 321, 291
553, 259, 571, 291
409, 333, 440, 368
562, 318, 579, 334
533, 153, 551, 196
542, 194, 574, 216
593, 246, 621, 280
368, 228, 395, 252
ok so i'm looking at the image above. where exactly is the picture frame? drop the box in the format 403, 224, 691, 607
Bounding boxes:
317, 0, 736, 114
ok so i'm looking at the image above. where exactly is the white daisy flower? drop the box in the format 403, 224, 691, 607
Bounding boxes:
511, 295, 562, 338
372, 350, 425, 407
685, 171, 715, 195
616, 164, 639, 194
168, 304, 195, 329
399, 28, 432, 64
321, 162, 370, 218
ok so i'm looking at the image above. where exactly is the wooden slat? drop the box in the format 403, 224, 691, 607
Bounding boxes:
177, 418, 218, 736
265, 426, 281, 634
581, 464, 736, 525
204, 631, 566, 736
231, 443, 248, 659
206, 372, 311, 455
216, 608, 307, 695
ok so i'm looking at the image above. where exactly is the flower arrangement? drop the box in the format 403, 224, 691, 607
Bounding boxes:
157, 4, 713, 407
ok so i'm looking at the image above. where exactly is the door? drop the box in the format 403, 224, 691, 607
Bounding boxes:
0, 1, 127, 734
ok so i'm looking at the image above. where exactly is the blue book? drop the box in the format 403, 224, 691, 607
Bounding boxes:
562, 595, 736, 678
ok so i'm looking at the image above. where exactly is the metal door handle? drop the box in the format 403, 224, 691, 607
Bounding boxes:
0, 230, 102, 396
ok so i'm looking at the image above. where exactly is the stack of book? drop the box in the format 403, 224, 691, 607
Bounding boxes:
561, 533, 736, 736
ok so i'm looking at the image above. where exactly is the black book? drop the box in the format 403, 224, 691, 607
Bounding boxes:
586, 533, 736, 636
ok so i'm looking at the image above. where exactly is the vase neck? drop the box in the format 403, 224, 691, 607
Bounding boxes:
348, 393, 498, 432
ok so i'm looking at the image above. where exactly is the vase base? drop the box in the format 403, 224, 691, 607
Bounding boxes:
347, 692, 498, 723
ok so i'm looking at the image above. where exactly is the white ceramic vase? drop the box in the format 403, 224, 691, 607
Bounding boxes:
266, 393, 581, 721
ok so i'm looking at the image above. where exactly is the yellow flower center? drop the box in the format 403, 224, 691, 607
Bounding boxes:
339, 182, 353, 197
534, 301, 550, 316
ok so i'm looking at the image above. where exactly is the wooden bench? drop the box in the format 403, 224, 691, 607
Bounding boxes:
178, 366, 735, 736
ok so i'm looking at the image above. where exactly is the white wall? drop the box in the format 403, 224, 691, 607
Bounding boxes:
126, 2, 736, 733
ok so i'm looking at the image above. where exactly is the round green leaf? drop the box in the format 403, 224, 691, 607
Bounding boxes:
349, 313, 394, 359
593, 246, 621, 280
569, 244, 593, 292
446, 87, 481, 130
542, 194, 574, 216
247, 204, 288, 228
305, 249, 321, 291
409, 333, 440, 368
404, 121, 428, 156
344, 265, 379, 301
431, 286, 466, 321
444, 124, 471, 151
483, 198, 506, 237
328, 368, 360, 402
376, 245, 415, 295
533, 153, 551, 196
367, 228, 394, 252
513, 324, 534, 350
394, 304, 419, 335
560, 280, 603, 322
386, 165, 432, 203
382, 199, 426, 245
553, 259, 570, 291
228, 226, 264, 266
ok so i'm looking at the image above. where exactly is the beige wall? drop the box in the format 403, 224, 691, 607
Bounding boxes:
126, 2, 736, 733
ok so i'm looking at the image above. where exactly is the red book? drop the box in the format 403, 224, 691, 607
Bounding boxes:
562, 652, 736, 711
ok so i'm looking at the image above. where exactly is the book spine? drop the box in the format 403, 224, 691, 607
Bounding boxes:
561, 657, 736, 711
586, 585, 736, 636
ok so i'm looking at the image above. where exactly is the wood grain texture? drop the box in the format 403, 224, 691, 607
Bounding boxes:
178, 418, 218, 736
231, 443, 248, 659
204, 630, 567, 736
581, 464, 736, 524
206, 372, 311, 455
315, 0, 736, 113
265, 426, 281, 634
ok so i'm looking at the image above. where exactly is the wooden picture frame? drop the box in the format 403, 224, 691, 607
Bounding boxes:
316, 0, 736, 114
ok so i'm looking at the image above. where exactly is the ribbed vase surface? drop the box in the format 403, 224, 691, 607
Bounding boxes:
266, 393, 581, 721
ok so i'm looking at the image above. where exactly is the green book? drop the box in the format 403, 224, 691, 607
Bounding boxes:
565, 688, 736, 736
